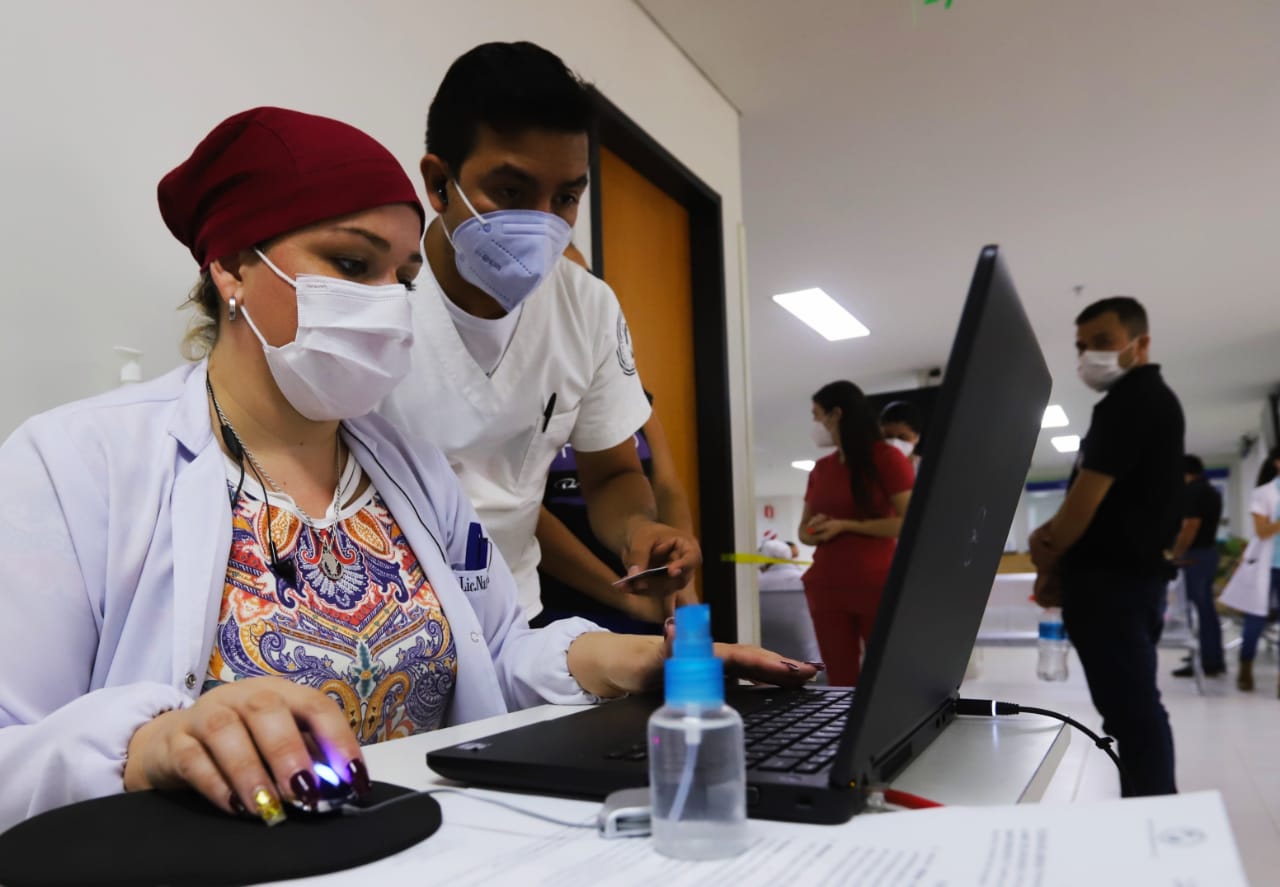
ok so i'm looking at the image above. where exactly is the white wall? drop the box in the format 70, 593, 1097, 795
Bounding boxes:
1, 0, 753, 633
753, 493, 814, 562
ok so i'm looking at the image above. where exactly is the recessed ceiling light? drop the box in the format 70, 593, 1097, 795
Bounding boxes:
771, 288, 870, 341
1051, 435, 1081, 454
1041, 405, 1069, 428
791, 460, 816, 472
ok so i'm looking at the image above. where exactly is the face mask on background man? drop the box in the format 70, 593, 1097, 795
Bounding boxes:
443, 182, 573, 312
1077, 342, 1135, 393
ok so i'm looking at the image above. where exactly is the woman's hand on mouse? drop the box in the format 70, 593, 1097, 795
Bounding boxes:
123, 676, 366, 823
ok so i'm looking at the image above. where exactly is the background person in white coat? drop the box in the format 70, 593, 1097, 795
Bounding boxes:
757, 539, 822, 666
0, 108, 813, 833
377, 42, 700, 623
1220, 447, 1280, 693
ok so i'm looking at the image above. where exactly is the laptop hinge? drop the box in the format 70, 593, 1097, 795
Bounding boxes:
868, 695, 957, 782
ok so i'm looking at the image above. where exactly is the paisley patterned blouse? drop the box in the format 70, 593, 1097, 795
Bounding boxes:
204, 455, 457, 743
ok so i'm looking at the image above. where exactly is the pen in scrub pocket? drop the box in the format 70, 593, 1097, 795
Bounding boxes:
542, 393, 557, 432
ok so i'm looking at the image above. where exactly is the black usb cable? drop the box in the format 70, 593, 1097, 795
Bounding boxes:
954, 698, 1124, 777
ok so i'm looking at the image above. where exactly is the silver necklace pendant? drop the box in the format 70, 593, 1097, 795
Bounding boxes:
319, 536, 344, 581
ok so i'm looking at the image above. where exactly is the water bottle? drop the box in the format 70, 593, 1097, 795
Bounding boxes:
648, 604, 749, 860
1037, 609, 1069, 681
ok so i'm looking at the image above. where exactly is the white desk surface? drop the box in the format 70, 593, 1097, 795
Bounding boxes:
269, 705, 1079, 885
275, 707, 1253, 887
361, 701, 1069, 806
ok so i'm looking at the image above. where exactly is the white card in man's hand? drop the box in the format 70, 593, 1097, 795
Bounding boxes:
611, 566, 673, 588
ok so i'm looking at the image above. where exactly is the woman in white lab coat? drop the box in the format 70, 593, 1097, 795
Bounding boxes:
0, 107, 812, 832
1219, 447, 1280, 693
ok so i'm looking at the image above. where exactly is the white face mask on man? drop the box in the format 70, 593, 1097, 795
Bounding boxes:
239, 249, 415, 421
1077, 341, 1136, 393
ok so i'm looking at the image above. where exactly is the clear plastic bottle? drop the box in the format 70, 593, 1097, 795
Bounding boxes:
648, 604, 749, 860
1036, 609, 1069, 681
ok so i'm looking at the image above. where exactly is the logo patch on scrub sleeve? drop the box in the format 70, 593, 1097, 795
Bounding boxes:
616, 314, 637, 376
452, 523, 493, 593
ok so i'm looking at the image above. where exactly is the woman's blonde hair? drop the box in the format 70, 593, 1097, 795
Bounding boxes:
181, 271, 221, 360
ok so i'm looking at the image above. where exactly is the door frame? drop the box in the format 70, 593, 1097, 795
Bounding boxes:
586, 89, 738, 642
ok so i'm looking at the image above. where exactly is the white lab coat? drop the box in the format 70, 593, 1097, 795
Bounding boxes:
1219, 481, 1280, 617
379, 258, 651, 619
756, 566, 820, 664
757, 563, 806, 593
0, 362, 599, 831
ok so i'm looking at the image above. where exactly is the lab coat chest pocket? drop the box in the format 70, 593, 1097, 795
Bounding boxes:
518, 408, 580, 491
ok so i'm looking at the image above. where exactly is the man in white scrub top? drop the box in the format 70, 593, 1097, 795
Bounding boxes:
380, 41, 701, 621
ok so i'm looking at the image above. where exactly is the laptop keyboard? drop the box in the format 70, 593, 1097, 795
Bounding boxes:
603, 690, 854, 776
744, 690, 853, 774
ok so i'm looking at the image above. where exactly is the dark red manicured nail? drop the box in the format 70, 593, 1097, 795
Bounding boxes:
348, 759, 372, 797
289, 770, 319, 809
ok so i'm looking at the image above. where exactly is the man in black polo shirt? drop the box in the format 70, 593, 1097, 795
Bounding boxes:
1170, 455, 1225, 677
1031, 296, 1184, 797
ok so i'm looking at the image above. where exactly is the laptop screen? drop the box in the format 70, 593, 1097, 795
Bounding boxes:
832, 246, 1051, 790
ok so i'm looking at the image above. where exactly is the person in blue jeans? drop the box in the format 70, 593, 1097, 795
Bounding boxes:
1238, 572, 1280, 692
1226, 447, 1280, 692
1171, 456, 1225, 678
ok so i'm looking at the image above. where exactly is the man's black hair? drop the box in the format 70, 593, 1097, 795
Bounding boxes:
1075, 296, 1149, 338
1184, 454, 1205, 477
879, 400, 923, 434
426, 42, 596, 174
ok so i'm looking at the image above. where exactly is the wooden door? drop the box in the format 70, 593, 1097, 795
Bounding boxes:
598, 146, 701, 599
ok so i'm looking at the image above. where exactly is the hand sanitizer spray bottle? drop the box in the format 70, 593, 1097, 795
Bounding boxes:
647, 604, 749, 860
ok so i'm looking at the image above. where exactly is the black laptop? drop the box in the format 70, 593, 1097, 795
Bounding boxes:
428, 245, 1051, 824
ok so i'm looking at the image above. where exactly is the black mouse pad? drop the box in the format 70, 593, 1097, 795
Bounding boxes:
0, 781, 440, 887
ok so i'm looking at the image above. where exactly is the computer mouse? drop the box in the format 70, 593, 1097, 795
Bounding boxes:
288, 761, 360, 814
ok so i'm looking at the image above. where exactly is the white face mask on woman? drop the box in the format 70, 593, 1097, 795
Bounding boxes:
239, 249, 414, 421
885, 437, 915, 458
810, 419, 835, 448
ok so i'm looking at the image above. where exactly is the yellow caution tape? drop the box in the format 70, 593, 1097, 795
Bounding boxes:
720, 552, 813, 566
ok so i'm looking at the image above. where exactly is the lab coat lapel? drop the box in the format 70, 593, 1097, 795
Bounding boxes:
166, 363, 233, 690
342, 423, 508, 724
170, 447, 233, 688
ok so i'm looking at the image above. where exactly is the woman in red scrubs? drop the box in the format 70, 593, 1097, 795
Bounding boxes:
799, 381, 915, 685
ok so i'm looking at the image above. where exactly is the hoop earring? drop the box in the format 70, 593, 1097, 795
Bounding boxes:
228, 295, 238, 322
